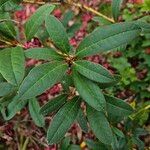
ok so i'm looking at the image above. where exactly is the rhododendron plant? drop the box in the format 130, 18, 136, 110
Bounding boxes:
0, 0, 149, 149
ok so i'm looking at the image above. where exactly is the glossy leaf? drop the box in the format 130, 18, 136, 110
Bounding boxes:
25, 4, 55, 40
29, 98, 45, 127
105, 95, 133, 122
25, 48, 64, 61
74, 60, 114, 84
112, 0, 123, 21
45, 15, 71, 53
18, 62, 68, 100
47, 97, 80, 144
0, 47, 25, 85
73, 69, 106, 111
40, 94, 67, 116
76, 22, 141, 58
0, 82, 13, 97
87, 105, 113, 145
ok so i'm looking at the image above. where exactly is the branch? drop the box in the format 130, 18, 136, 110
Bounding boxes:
22, 0, 115, 23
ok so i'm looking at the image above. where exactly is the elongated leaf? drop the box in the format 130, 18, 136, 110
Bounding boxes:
40, 94, 67, 116
112, 0, 123, 21
18, 62, 67, 100
0, 47, 25, 85
47, 97, 80, 144
45, 15, 71, 53
2, 95, 29, 120
74, 60, 114, 84
0, 0, 8, 7
29, 98, 45, 127
73, 69, 106, 111
0, 12, 17, 39
76, 22, 141, 58
25, 4, 55, 40
0, 82, 13, 96
105, 95, 133, 122
25, 48, 64, 61
87, 105, 113, 145
77, 108, 88, 133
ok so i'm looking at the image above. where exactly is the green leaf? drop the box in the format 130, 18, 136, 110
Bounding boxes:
105, 95, 133, 122
25, 48, 64, 61
73, 69, 106, 111
0, 82, 13, 97
77, 108, 88, 133
47, 97, 80, 144
112, 0, 123, 21
18, 62, 68, 100
60, 137, 71, 150
25, 4, 55, 41
2, 95, 29, 120
0, 12, 17, 39
45, 15, 71, 53
0, 0, 8, 7
76, 22, 141, 58
40, 94, 67, 116
68, 145, 81, 150
29, 98, 45, 127
112, 127, 125, 138
87, 105, 113, 145
0, 47, 25, 85
74, 60, 114, 84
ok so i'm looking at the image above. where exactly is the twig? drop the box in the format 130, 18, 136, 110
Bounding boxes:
70, 2, 115, 23
22, 0, 115, 23
0, 19, 19, 24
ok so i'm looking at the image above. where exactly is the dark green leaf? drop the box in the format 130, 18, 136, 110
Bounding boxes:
76, 22, 141, 58
18, 62, 68, 100
112, 0, 123, 21
77, 108, 88, 133
60, 137, 71, 150
29, 98, 45, 127
0, 82, 13, 97
25, 4, 55, 40
40, 94, 67, 116
112, 127, 125, 138
73, 69, 106, 111
0, 47, 25, 85
105, 95, 133, 122
45, 15, 71, 53
68, 145, 81, 150
25, 48, 64, 61
74, 60, 114, 84
62, 10, 74, 27
47, 97, 80, 144
87, 105, 113, 145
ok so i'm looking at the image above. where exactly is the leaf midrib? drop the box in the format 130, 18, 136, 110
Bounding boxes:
76, 28, 141, 55
48, 98, 79, 143
19, 63, 66, 99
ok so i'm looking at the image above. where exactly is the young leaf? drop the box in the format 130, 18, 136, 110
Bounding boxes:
0, 82, 13, 97
74, 60, 114, 84
76, 22, 142, 58
87, 105, 113, 145
45, 15, 71, 53
18, 62, 68, 100
105, 95, 133, 122
0, 47, 25, 85
73, 69, 106, 111
25, 4, 55, 41
77, 108, 88, 133
29, 98, 45, 127
47, 97, 80, 144
0, 12, 17, 39
112, 0, 123, 21
40, 94, 67, 116
25, 48, 64, 61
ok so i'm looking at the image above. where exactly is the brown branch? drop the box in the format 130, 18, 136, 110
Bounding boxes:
22, 0, 115, 23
